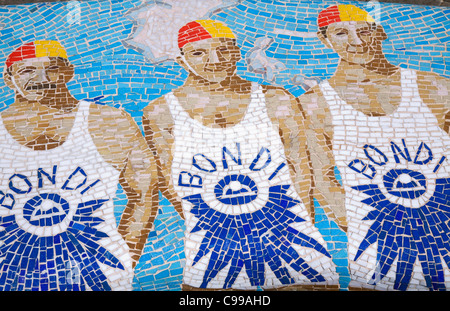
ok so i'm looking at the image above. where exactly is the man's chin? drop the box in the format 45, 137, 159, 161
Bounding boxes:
195, 74, 228, 84
20, 92, 46, 102
344, 55, 375, 66
341, 51, 377, 66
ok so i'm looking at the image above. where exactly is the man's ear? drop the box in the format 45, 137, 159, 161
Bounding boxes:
375, 24, 388, 41
231, 40, 242, 62
62, 62, 75, 83
176, 55, 190, 73
3, 70, 15, 90
317, 30, 333, 49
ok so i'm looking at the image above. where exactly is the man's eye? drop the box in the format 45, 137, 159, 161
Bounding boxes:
191, 51, 204, 56
18, 69, 35, 74
359, 30, 372, 35
47, 66, 60, 71
335, 32, 347, 36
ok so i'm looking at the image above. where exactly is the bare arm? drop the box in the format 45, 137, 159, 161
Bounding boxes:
417, 71, 450, 134
264, 86, 316, 220
142, 97, 184, 220
88, 104, 160, 267
299, 88, 347, 231
265, 85, 347, 231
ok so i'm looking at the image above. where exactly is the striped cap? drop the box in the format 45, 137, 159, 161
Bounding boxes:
178, 20, 236, 49
318, 5, 375, 28
6, 40, 68, 69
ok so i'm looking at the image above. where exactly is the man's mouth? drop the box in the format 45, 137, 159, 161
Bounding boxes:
204, 64, 233, 72
25, 83, 57, 90
346, 45, 369, 54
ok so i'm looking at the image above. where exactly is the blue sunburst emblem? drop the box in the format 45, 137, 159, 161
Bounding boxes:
183, 179, 331, 289
352, 168, 450, 291
0, 195, 124, 291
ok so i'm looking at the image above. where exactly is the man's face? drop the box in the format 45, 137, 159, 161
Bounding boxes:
323, 21, 385, 65
180, 37, 241, 83
5, 56, 73, 102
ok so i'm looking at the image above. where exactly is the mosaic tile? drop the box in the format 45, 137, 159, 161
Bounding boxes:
0, 0, 448, 293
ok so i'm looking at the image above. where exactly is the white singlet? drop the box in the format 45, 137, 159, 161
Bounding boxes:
167, 82, 338, 289
0, 101, 133, 291
320, 68, 450, 291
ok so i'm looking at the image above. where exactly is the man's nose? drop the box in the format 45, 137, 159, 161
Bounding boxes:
32, 68, 50, 82
348, 30, 364, 46
207, 49, 224, 64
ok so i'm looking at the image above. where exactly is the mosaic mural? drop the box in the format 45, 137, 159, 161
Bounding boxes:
0, 0, 448, 292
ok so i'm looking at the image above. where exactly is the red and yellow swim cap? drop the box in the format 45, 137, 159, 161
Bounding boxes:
318, 5, 375, 28
6, 40, 68, 69
178, 20, 236, 49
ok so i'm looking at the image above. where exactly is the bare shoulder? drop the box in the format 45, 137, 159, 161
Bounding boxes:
416, 70, 450, 91
296, 84, 335, 135
142, 95, 174, 130
416, 70, 449, 82
87, 102, 148, 165
87, 103, 159, 179
415, 70, 450, 115
261, 85, 302, 118
88, 103, 140, 138
261, 84, 294, 98
297, 85, 329, 113
297, 84, 323, 99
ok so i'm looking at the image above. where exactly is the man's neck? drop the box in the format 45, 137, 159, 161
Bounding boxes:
3, 91, 80, 150
183, 74, 252, 94
14, 91, 79, 113
333, 57, 399, 84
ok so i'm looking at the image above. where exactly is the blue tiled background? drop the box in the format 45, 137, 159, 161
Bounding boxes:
0, 0, 448, 290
